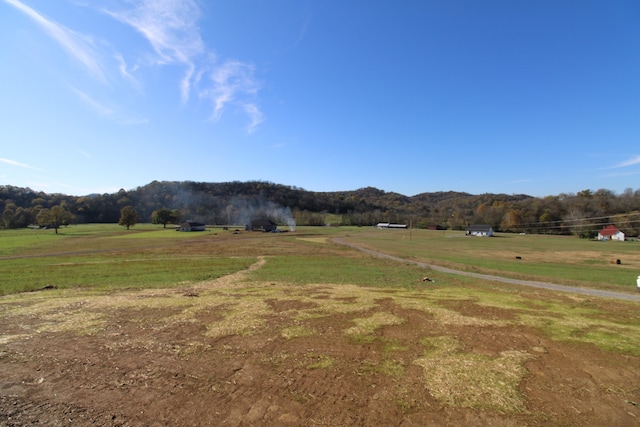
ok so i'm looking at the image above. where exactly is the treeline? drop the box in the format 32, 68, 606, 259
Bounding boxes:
1, 181, 639, 236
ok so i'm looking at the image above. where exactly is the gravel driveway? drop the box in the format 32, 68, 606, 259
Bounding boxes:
333, 238, 640, 302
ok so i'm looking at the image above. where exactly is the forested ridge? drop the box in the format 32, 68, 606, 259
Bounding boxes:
1, 181, 639, 236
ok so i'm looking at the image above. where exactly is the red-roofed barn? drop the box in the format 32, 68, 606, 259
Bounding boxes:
597, 225, 625, 241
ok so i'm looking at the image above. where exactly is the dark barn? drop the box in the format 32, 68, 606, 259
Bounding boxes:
247, 218, 278, 232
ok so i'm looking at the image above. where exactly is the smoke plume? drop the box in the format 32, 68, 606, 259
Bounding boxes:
227, 196, 296, 231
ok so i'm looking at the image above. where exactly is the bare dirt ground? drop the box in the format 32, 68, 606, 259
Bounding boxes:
1, 256, 640, 426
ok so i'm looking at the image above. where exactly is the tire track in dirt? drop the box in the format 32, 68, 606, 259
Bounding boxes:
332, 238, 640, 302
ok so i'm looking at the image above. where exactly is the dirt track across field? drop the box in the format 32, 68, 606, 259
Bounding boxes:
2, 251, 640, 426
333, 238, 640, 302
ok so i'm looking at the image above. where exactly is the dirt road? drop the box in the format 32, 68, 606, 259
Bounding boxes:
333, 238, 640, 302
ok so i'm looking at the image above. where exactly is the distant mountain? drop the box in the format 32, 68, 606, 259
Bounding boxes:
1, 181, 638, 236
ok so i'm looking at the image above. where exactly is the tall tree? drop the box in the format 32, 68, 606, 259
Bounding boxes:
2, 202, 17, 229
119, 206, 140, 230
37, 205, 73, 234
152, 207, 180, 228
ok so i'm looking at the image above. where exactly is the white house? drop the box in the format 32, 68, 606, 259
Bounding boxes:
466, 224, 494, 237
598, 225, 625, 241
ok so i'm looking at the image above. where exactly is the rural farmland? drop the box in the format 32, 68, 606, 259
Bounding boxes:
1, 224, 640, 426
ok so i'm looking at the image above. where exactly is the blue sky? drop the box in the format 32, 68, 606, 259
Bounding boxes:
1, 0, 639, 197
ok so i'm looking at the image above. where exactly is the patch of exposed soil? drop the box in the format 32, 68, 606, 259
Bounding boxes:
437, 299, 520, 321
1, 260, 640, 426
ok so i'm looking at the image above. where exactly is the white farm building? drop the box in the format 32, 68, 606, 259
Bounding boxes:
466, 224, 494, 237
598, 225, 625, 241
376, 223, 408, 229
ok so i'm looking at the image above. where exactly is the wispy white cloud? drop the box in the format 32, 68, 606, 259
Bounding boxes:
604, 170, 640, 178
243, 103, 265, 134
205, 60, 263, 133
70, 86, 113, 116
0, 157, 41, 170
180, 62, 196, 104
5, 0, 265, 132
205, 60, 261, 121
3, 0, 106, 81
114, 52, 137, 83
69, 84, 148, 125
291, 15, 311, 50
612, 155, 640, 168
103, 0, 204, 102
0, 157, 29, 168
104, 0, 264, 132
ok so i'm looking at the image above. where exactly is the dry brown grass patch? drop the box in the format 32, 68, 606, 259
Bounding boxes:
344, 312, 405, 337
413, 335, 533, 412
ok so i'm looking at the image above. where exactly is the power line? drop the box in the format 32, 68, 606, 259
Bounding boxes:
533, 212, 640, 225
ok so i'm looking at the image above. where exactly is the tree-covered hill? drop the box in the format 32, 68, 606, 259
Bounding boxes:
1, 181, 638, 236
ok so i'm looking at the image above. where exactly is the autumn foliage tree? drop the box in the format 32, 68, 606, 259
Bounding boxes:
2, 183, 640, 235
37, 205, 73, 234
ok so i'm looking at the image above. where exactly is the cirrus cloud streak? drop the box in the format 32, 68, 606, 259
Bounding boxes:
4, 0, 264, 133
103, 0, 264, 132
613, 155, 640, 168
3, 0, 106, 81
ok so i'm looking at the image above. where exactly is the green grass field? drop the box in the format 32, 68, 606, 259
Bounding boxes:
342, 228, 640, 292
1, 224, 639, 295
0, 224, 255, 294
2, 222, 640, 424
2, 224, 640, 367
